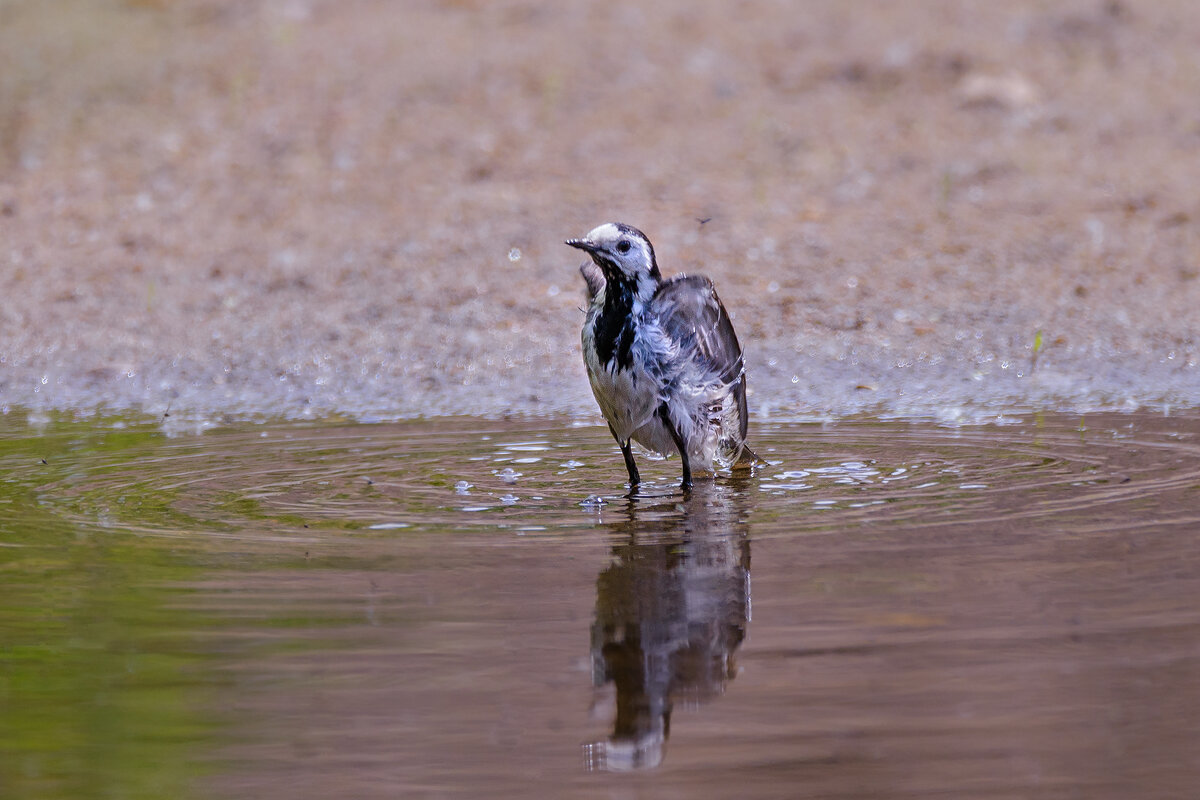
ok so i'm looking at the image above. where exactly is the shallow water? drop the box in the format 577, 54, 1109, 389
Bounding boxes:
2, 410, 1199, 798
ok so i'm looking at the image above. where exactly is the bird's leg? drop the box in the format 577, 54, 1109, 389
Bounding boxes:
609, 424, 640, 491
620, 440, 641, 492
657, 404, 693, 490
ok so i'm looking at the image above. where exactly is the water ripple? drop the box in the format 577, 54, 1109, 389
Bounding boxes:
4, 411, 1197, 545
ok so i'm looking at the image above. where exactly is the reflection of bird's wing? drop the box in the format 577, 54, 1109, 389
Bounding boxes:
651, 275, 745, 387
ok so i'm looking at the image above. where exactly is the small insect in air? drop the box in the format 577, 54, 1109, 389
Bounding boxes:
567, 222, 756, 491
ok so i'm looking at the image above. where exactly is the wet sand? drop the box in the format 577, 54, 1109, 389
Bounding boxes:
1, 0, 1198, 422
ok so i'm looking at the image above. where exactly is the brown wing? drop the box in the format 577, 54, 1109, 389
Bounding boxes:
579, 261, 605, 301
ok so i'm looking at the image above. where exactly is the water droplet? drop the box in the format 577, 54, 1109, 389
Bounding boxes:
580, 495, 607, 508
500, 494, 519, 505
454, 480, 472, 495
791, 375, 800, 384
497, 467, 521, 484
508, 247, 522, 262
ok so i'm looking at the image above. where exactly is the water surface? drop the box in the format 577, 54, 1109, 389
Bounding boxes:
2, 410, 1198, 798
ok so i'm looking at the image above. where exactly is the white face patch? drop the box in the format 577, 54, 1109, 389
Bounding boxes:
585, 222, 623, 243
582, 223, 655, 284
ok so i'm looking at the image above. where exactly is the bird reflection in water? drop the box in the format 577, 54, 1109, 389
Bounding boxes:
583, 478, 752, 771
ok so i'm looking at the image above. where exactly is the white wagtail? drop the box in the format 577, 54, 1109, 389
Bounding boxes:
567, 222, 755, 490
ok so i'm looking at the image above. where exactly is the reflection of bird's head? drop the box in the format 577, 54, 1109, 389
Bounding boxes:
583, 729, 665, 772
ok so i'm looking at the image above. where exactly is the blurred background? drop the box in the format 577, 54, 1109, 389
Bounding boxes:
1, 0, 1197, 420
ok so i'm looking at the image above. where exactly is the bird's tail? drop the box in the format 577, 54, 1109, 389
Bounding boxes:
733, 444, 768, 472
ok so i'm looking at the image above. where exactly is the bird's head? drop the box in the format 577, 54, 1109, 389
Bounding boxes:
566, 223, 662, 292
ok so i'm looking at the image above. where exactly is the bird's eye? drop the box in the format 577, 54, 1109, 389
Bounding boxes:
616, 240, 632, 254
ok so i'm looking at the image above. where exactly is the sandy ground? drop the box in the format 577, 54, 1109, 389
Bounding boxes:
0, 0, 1197, 424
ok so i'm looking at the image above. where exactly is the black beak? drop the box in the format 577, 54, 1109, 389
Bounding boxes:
566, 238, 600, 255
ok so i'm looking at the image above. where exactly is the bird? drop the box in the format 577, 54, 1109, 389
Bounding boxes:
567, 222, 754, 491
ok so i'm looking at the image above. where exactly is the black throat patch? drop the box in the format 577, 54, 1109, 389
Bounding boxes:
592, 273, 638, 372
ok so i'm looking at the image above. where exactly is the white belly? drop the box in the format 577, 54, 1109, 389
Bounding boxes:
586, 353, 661, 445
583, 325, 713, 462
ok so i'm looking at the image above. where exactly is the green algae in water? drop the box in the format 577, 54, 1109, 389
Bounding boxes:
0, 417, 224, 800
